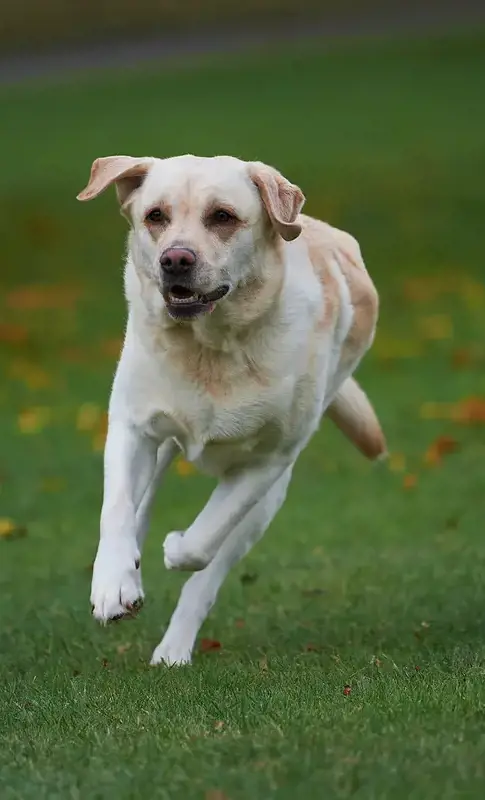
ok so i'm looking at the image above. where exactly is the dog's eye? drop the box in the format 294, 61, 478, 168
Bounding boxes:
145, 208, 166, 224
212, 209, 235, 224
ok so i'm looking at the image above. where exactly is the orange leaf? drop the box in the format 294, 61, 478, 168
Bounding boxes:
7, 284, 83, 310
424, 435, 459, 466
0, 323, 29, 345
176, 458, 197, 476
403, 474, 417, 490
101, 338, 124, 359
451, 348, 473, 370
454, 397, 485, 424
200, 638, 221, 653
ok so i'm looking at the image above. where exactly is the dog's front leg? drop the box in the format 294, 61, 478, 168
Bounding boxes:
163, 457, 293, 571
91, 419, 158, 622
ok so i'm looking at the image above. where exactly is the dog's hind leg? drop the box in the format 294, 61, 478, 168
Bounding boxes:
150, 467, 293, 666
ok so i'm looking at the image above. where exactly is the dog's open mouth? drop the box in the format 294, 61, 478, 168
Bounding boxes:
163, 284, 230, 319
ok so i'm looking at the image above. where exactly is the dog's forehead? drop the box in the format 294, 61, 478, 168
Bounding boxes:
142, 155, 255, 206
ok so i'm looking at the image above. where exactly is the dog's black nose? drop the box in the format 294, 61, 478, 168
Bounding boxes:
160, 247, 196, 275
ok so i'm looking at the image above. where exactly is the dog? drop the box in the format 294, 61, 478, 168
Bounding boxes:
77, 154, 386, 666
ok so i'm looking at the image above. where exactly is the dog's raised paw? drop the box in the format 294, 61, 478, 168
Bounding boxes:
163, 531, 208, 571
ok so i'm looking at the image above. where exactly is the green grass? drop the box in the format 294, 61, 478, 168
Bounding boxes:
2, 30, 485, 799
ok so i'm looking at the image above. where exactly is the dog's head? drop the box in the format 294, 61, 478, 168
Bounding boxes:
77, 154, 305, 321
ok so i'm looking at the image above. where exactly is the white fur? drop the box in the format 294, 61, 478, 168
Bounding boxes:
80, 154, 380, 665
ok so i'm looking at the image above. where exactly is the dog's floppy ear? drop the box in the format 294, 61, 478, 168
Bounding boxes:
76, 155, 153, 206
249, 162, 305, 241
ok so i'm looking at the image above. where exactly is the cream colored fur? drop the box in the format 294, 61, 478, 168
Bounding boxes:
77, 154, 386, 666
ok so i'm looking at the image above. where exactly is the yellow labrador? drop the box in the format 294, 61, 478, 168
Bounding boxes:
77, 154, 386, 665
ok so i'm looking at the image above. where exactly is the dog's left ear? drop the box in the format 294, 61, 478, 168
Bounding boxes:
76, 155, 153, 207
249, 162, 305, 241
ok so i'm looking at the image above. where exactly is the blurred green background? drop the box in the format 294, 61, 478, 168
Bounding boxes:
2, 5, 485, 799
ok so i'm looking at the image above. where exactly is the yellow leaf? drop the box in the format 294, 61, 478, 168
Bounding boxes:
0, 519, 26, 539
374, 337, 423, 361
77, 403, 102, 431
10, 360, 52, 389
41, 477, 65, 492
418, 314, 453, 341
0, 519, 16, 536
18, 406, 50, 434
419, 402, 455, 420
388, 452, 406, 473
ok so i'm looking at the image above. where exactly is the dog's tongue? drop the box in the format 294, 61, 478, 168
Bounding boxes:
208, 302, 216, 313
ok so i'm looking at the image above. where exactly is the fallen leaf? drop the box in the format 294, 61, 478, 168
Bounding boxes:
374, 337, 423, 362
418, 314, 453, 341
388, 452, 406, 473
40, 476, 65, 492
403, 273, 485, 306
7, 284, 83, 310
343, 685, 351, 696
24, 213, 60, 248
101, 338, 124, 359
175, 458, 197, 477
18, 406, 50, 434
451, 348, 473, 369
200, 638, 221, 653
76, 403, 102, 432
403, 474, 418, 490
0, 323, 29, 345
0, 519, 27, 540
419, 402, 454, 420
61, 346, 90, 363
90, 412, 108, 452
10, 360, 52, 389
415, 665, 421, 671
423, 435, 460, 466
454, 397, 485, 424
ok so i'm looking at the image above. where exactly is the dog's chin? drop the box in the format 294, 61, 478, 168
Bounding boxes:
162, 284, 230, 321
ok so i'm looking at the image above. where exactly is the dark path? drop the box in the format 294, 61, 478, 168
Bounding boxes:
1, 0, 484, 86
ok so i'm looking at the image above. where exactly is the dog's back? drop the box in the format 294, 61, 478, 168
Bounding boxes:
299, 215, 386, 460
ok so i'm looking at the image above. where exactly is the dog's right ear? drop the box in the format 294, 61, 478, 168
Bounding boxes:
76, 155, 152, 207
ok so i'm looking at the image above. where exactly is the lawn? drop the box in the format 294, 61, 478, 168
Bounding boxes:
1, 30, 485, 799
